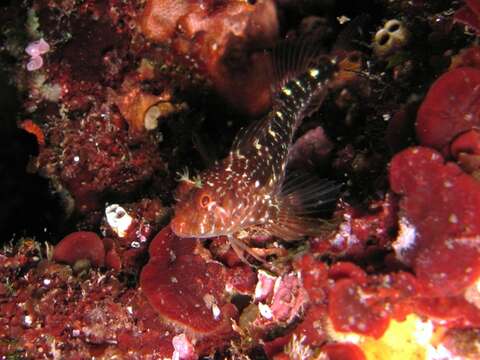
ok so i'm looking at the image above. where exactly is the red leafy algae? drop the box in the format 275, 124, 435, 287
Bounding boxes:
140, 226, 238, 352
416, 67, 480, 153
53, 231, 105, 267
321, 343, 367, 360
390, 146, 480, 296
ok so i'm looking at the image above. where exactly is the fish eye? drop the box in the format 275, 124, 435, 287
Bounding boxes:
199, 194, 211, 208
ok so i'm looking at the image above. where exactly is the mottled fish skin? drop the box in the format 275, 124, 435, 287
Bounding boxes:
171, 56, 336, 239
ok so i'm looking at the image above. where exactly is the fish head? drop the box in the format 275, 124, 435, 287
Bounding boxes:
171, 184, 235, 238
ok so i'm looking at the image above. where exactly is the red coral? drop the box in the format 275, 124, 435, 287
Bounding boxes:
140, 226, 237, 352
416, 67, 480, 153
226, 264, 257, 295
451, 129, 480, 157
450, 129, 480, 175
328, 262, 368, 284
290, 255, 329, 346
53, 231, 105, 267
102, 238, 122, 271
390, 147, 480, 296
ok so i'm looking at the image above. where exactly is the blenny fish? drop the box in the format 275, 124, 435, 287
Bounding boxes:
171, 38, 340, 261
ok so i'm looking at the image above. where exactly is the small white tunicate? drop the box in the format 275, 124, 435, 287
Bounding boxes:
130, 241, 140, 248
105, 204, 133, 238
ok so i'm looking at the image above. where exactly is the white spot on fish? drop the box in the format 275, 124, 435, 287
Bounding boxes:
309, 68, 319, 78
294, 79, 305, 91
282, 86, 292, 96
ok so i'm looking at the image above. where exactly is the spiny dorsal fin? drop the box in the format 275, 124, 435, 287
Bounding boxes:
231, 115, 269, 154
271, 35, 329, 93
271, 37, 336, 126
231, 37, 335, 154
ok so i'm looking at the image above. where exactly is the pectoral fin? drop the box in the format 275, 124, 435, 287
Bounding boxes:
266, 173, 341, 240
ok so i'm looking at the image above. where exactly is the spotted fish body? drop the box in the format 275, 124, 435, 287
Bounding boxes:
171, 41, 338, 252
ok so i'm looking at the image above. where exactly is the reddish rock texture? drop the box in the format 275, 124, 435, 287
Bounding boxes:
38, 115, 165, 215
101, 198, 169, 273
0, 240, 175, 358
139, 0, 279, 115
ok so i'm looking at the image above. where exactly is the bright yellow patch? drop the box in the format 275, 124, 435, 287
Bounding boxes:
360, 315, 430, 360
328, 314, 441, 360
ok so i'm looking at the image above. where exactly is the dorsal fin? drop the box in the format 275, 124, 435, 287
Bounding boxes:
271, 37, 336, 127
230, 115, 268, 153
271, 35, 329, 93
231, 37, 336, 154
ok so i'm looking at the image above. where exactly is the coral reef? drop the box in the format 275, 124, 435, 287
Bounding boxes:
2, 0, 480, 359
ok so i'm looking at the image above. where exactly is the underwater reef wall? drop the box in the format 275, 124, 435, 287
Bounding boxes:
2, 0, 480, 359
